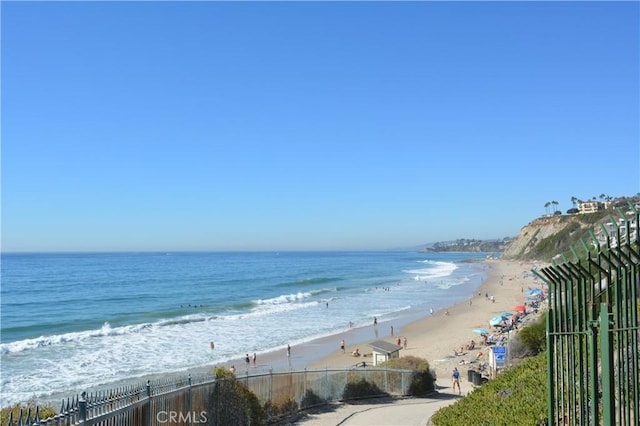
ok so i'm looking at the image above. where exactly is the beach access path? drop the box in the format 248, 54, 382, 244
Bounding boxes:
290, 392, 462, 425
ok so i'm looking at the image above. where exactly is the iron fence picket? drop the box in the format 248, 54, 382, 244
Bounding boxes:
541, 210, 639, 425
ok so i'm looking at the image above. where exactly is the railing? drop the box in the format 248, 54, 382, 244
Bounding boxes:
7, 366, 421, 425
536, 208, 639, 425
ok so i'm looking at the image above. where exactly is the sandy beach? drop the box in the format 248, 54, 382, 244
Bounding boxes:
226, 258, 546, 398
306, 259, 545, 390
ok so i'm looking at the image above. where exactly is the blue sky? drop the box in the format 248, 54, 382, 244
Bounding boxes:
2, 1, 639, 252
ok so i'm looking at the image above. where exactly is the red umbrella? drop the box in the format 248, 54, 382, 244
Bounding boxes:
514, 305, 526, 312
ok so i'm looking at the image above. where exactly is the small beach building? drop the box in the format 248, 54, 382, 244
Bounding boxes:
367, 340, 402, 366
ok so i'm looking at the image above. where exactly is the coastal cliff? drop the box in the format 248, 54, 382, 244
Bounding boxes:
427, 196, 639, 262
503, 199, 638, 261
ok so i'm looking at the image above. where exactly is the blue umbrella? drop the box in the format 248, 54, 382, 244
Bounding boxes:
501, 312, 514, 317
472, 328, 490, 335
489, 315, 507, 326
526, 288, 542, 296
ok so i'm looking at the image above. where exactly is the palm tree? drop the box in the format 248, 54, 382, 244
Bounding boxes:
552, 201, 559, 213
571, 196, 578, 208
544, 201, 551, 215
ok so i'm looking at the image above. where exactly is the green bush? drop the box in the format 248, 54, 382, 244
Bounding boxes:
300, 389, 325, 408
379, 356, 436, 396
519, 313, 547, 355
263, 395, 298, 419
342, 378, 388, 400
379, 355, 430, 371
209, 376, 265, 425
1, 401, 57, 425
431, 352, 547, 425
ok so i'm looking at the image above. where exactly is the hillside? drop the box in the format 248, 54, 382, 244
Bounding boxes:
424, 195, 639, 262
503, 196, 639, 261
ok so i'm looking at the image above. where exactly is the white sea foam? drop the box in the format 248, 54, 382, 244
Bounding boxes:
404, 260, 458, 281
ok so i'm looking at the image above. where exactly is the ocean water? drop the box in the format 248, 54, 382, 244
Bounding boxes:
0, 251, 490, 406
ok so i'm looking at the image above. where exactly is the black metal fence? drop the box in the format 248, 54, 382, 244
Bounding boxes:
537, 208, 639, 425
7, 366, 422, 425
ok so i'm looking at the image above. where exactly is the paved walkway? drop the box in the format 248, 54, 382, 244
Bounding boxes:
289, 390, 463, 426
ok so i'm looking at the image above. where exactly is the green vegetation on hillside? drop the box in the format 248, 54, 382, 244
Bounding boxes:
431, 352, 548, 426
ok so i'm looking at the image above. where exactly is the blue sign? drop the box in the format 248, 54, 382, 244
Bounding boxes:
493, 346, 506, 366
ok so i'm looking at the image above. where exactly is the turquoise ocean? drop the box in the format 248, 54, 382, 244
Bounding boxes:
1, 251, 492, 406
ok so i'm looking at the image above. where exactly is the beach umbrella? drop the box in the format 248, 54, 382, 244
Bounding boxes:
501, 312, 514, 317
526, 288, 542, 296
489, 315, 507, 326
472, 328, 490, 335
514, 305, 526, 312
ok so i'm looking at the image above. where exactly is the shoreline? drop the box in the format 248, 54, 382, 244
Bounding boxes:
306, 259, 544, 377
43, 258, 546, 406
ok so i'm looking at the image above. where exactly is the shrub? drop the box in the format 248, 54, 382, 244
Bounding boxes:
263, 395, 298, 419
518, 313, 547, 355
212, 366, 235, 379
342, 378, 388, 400
1, 400, 57, 425
209, 376, 265, 425
379, 355, 436, 396
379, 355, 430, 372
431, 352, 547, 425
300, 389, 325, 409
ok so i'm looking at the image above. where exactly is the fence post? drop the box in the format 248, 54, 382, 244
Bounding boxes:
186, 374, 192, 426
546, 308, 554, 426
599, 303, 614, 425
78, 392, 87, 425
146, 380, 151, 426
589, 318, 599, 426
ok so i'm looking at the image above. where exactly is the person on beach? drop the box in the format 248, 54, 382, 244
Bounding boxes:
373, 317, 377, 326
229, 365, 236, 374
340, 339, 345, 353
397, 337, 401, 346
287, 344, 291, 358
252, 352, 257, 366
391, 326, 394, 336
452, 368, 461, 394
403, 337, 407, 349
245, 354, 250, 368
